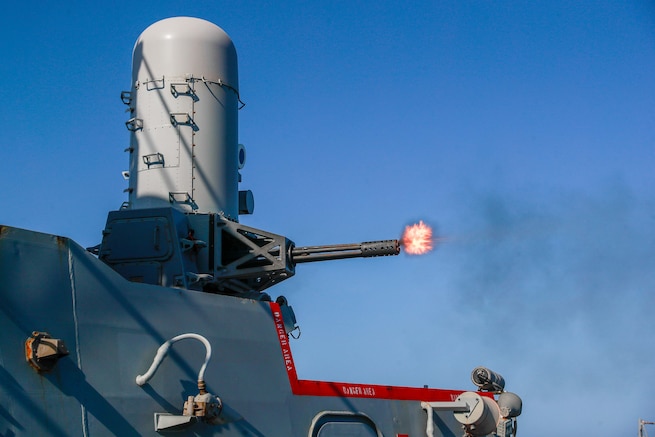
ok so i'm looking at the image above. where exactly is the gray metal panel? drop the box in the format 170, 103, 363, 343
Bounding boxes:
101, 217, 173, 261
0, 226, 472, 436
1, 227, 295, 435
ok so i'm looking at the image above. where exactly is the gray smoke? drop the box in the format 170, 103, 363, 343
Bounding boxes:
444, 180, 655, 434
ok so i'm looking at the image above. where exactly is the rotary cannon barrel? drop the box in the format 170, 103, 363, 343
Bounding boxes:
290, 240, 400, 264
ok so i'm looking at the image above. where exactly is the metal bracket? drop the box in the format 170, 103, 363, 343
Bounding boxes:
205, 216, 296, 294
154, 413, 197, 431
120, 91, 132, 105
145, 76, 165, 90
421, 400, 471, 437
175, 272, 214, 287
169, 192, 198, 211
142, 153, 165, 168
180, 238, 207, 252
171, 82, 199, 101
170, 113, 198, 130
421, 401, 470, 412
125, 118, 143, 131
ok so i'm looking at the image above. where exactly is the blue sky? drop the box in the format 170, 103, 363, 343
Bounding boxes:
2, 1, 655, 435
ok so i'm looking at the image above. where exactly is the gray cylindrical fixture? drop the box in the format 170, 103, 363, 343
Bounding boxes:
471, 366, 506, 392
497, 392, 522, 418
126, 17, 240, 219
453, 392, 501, 436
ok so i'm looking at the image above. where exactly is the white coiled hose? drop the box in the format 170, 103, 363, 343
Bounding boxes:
136, 333, 212, 386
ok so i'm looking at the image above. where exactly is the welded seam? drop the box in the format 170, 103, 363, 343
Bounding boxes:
68, 247, 89, 437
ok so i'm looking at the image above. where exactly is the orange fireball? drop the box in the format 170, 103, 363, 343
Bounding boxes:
401, 221, 434, 255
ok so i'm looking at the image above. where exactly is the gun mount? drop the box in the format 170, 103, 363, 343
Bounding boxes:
95, 207, 400, 297
83, 15, 407, 298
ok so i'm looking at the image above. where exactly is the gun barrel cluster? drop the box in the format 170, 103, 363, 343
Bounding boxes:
291, 240, 400, 264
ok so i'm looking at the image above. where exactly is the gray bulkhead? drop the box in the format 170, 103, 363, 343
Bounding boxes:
0, 226, 461, 436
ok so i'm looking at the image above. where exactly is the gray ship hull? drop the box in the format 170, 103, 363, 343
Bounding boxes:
0, 225, 467, 436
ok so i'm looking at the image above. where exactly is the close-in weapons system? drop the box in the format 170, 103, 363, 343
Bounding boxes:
0, 17, 521, 436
